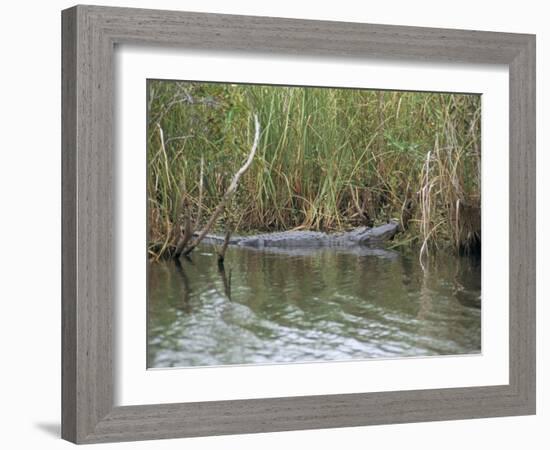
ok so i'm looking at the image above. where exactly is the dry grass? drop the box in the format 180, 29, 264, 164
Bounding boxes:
147, 81, 481, 259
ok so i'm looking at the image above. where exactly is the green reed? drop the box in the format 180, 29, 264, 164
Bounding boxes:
147, 80, 481, 258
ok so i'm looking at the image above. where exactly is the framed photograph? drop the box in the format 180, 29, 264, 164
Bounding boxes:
61, 5, 536, 444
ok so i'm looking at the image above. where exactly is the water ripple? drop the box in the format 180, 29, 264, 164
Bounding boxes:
147, 245, 481, 367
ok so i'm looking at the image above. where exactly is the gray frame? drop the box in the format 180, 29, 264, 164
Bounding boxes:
62, 5, 536, 444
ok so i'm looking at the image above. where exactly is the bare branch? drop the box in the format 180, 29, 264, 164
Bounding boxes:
217, 228, 232, 266
173, 196, 194, 259
183, 114, 260, 256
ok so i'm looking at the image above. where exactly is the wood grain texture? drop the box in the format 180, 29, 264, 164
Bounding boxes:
61, 7, 77, 443
508, 37, 536, 409
61, 4, 536, 444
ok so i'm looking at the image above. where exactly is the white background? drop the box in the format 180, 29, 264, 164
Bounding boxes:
116, 49, 509, 405
0, 1, 546, 449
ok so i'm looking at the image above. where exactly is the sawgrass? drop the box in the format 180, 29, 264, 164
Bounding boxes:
147, 80, 481, 258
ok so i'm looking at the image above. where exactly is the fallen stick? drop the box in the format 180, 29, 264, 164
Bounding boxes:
173, 197, 193, 259
182, 114, 260, 256
217, 228, 233, 266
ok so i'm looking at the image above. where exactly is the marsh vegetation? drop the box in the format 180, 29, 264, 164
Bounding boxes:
147, 81, 481, 261
146, 80, 482, 367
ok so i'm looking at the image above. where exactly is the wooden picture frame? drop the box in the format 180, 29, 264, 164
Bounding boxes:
61, 5, 536, 444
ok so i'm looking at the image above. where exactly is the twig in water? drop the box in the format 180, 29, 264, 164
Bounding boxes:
173, 196, 193, 259
183, 114, 261, 256
217, 228, 232, 266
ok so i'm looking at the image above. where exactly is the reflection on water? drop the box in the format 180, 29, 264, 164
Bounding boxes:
147, 244, 481, 368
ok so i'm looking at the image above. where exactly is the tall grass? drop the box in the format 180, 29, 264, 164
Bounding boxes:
147, 80, 481, 258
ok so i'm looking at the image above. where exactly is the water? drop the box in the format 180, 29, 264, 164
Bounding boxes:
147, 244, 481, 368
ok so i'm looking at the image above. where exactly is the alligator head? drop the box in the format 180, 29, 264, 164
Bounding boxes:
350, 220, 399, 245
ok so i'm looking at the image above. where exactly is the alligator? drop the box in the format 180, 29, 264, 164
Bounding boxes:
200, 220, 399, 249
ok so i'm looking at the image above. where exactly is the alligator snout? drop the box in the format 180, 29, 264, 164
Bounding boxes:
356, 220, 399, 244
